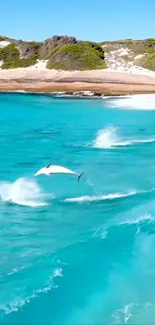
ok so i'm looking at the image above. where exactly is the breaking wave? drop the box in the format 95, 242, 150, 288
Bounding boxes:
92, 126, 155, 148
107, 94, 155, 110
0, 177, 48, 207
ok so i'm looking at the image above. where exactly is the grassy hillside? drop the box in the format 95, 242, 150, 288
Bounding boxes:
0, 35, 106, 70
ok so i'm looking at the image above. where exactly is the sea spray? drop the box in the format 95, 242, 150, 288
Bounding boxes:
92, 126, 119, 148
92, 126, 155, 149
0, 177, 48, 207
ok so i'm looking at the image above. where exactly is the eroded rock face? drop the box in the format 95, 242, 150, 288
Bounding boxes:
18, 41, 41, 58
40, 35, 78, 60
42, 36, 78, 53
44, 35, 77, 45
4, 37, 41, 59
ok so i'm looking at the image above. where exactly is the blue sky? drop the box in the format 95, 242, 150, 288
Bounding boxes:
1, 0, 155, 42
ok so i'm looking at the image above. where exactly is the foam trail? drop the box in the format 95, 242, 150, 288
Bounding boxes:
92, 127, 155, 149
0, 267, 62, 316
65, 191, 137, 203
0, 177, 48, 207
65, 187, 155, 203
107, 94, 155, 110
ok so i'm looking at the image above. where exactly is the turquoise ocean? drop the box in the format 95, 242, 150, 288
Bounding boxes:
1, 92, 155, 324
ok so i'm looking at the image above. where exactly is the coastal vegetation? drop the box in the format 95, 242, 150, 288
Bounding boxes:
0, 35, 106, 70
0, 43, 39, 69
102, 38, 155, 71
0, 35, 155, 71
46, 43, 106, 70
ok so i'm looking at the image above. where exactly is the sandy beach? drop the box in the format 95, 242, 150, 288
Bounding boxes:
0, 68, 155, 95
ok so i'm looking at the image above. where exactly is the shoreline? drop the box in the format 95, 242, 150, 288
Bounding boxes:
0, 81, 155, 96
0, 69, 155, 95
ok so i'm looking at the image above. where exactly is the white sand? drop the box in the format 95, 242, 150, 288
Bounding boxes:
0, 41, 10, 48
104, 47, 155, 78
0, 68, 155, 86
27, 59, 49, 69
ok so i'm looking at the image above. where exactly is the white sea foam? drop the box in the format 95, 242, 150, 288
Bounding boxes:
73, 91, 95, 97
0, 177, 48, 207
0, 267, 62, 315
0, 287, 50, 315
53, 268, 63, 278
65, 191, 136, 203
112, 302, 154, 324
112, 303, 136, 324
65, 186, 155, 203
92, 126, 155, 149
119, 214, 155, 226
108, 94, 155, 110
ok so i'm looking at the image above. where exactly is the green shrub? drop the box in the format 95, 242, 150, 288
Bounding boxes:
0, 42, 38, 69
1, 58, 21, 69
26, 41, 40, 58
47, 43, 107, 70
136, 53, 155, 71
0, 44, 19, 60
1, 57, 37, 69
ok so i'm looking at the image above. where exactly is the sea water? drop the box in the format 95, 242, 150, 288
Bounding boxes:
0, 92, 155, 324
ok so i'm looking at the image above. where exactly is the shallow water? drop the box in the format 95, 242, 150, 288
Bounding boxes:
1, 93, 155, 324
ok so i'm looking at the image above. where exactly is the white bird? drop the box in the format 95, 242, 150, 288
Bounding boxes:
34, 164, 84, 182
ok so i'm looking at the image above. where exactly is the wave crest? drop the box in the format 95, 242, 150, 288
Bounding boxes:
0, 177, 48, 207
65, 191, 136, 203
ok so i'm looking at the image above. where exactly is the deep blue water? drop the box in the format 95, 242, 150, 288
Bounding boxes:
1, 93, 155, 324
